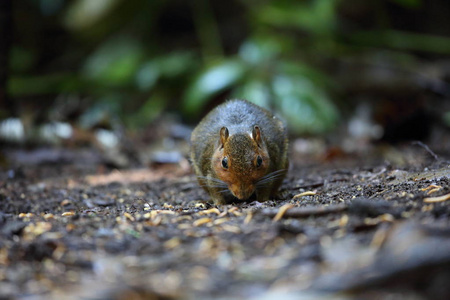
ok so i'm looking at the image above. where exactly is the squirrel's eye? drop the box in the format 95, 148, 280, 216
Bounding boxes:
222, 157, 229, 169
256, 156, 263, 168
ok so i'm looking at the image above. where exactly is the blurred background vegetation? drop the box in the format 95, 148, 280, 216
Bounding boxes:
1, 0, 450, 144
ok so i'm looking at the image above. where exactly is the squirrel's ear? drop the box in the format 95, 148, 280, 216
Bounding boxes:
252, 125, 262, 145
220, 127, 229, 147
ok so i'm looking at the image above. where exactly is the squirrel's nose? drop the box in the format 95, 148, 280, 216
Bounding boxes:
230, 184, 254, 200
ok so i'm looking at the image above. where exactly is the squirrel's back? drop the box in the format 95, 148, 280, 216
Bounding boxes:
193, 99, 286, 142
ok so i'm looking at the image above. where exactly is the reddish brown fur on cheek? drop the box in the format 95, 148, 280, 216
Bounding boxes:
215, 164, 234, 185
249, 148, 270, 181
250, 163, 269, 182
211, 150, 232, 184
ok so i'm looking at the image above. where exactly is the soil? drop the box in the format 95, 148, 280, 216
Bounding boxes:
1, 141, 450, 300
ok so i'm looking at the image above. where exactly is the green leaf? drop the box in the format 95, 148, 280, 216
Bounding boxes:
8, 73, 81, 96
135, 62, 160, 91
157, 52, 197, 78
232, 79, 271, 109
10, 47, 36, 73
279, 60, 333, 90
183, 60, 246, 116
239, 39, 281, 65
135, 52, 196, 91
126, 96, 167, 128
272, 75, 338, 134
350, 30, 450, 54
64, 0, 121, 31
256, 0, 337, 36
83, 37, 144, 86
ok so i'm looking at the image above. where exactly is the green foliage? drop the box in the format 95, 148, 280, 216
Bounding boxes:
9, 74, 81, 96
125, 94, 166, 129
7, 0, 450, 134
183, 60, 247, 117
10, 47, 36, 73
350, 30, 450, 54
255, 0, 337, 36
64, 0, 122, 31
82, 37, 144, 87
272, 75, 337, 135
183, 37, 338, 134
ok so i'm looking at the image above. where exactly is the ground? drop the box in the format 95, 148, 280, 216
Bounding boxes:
1, 141, 450, 300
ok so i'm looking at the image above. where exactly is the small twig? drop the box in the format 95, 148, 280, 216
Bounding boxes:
272, 204, 295, 222
413, 141, 439, 161
424, 192, 450, 203
421, 184, 443, 195
263, 203, 347, 219
292, 190, 317, 200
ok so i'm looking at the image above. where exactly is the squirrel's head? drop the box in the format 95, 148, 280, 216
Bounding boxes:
212, 125, 270, 200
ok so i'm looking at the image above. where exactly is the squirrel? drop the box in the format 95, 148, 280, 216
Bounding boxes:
190, 99, 288, 204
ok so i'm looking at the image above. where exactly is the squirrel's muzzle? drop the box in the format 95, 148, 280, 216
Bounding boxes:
229, 183, 255, 200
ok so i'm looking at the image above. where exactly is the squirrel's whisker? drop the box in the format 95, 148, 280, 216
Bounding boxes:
196, 176, 226, 185
217, 189, 231, 194
260, 169, 286, 179
197, 176, 228, 189
200, 184, 228, 189
256, 169, 286, 186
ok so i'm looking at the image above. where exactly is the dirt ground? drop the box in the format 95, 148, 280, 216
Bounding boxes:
1, 139, 450, 300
